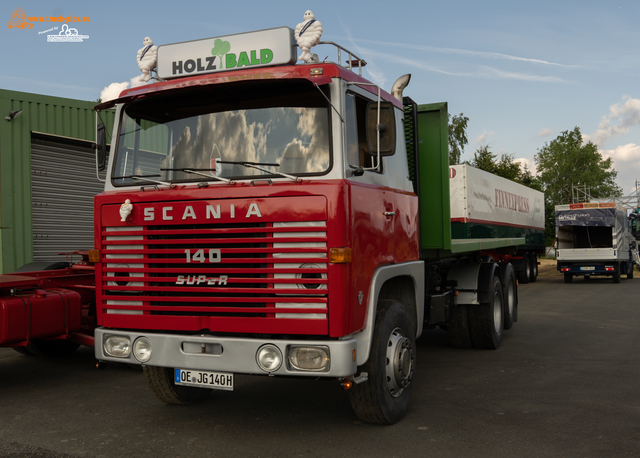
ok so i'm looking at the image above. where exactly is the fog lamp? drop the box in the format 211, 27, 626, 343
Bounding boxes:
133, 337, 152, 363
256, 344, 282, 372
288, 346, 330, 371
104, 335, 131, 358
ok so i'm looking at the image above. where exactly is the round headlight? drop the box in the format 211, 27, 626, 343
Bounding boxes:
133, 337, 152, 363
256, 344, 283, 372
104, 335, 131, 358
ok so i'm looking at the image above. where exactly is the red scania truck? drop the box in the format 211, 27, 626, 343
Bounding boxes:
1, 26, 535, 424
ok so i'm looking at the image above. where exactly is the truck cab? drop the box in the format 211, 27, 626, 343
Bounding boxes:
94, 27, 422, 424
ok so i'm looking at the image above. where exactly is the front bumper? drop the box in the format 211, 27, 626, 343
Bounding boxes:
94, 327, 358, 377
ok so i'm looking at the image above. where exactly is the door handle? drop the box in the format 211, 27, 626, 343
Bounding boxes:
384, 211, 396, 217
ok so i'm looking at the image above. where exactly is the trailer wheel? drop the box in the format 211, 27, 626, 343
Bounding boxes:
12, 346, 35, 356
501, 264, 517, 330
348, 300, 415, 424
447, 304, 473, 348
469, 275, 504, 349
143, 366, 212, 405
22, 340, 80, 357
613, 264, 621, 283
627, 262, 634, 279
517, 256, 531, 284
529, 254, 538, 283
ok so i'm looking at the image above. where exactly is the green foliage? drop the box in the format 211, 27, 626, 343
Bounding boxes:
534, 127, 622, 206
448, 113, 469, 165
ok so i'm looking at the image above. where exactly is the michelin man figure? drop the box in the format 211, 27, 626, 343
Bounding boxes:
294, 10, 323, 63
137, 37, 158, 82
120, 199, 133, 222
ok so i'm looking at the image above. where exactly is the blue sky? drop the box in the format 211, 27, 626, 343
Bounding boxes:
3, 0, 640, 196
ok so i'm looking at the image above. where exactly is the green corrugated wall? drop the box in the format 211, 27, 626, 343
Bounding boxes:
0, 89, 115, 274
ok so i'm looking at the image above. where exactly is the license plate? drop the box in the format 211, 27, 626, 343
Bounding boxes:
580, 267, 595, 271
174, 368, 234, 391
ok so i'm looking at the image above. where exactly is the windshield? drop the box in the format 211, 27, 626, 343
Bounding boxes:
111, 81, 331, 185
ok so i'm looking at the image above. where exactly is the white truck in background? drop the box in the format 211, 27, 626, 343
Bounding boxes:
555, 202, 636, 283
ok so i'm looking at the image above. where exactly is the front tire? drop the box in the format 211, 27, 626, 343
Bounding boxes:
143, 366, 212, 405
348, 300, 416, 424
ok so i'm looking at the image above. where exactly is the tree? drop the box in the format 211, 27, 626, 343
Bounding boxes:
448, 113, 469, 165
534, 127, 621, 206
468, 145, 543, 191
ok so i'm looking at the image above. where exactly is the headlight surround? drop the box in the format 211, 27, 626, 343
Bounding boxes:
132, 337, 152, 363
256, 344, 283, 372
103, 335, 131, 358
288, 346, 330, 372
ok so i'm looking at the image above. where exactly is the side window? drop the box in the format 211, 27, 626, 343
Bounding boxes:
344, 93, 376, 171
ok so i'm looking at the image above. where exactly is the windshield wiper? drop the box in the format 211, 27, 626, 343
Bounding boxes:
160, 168, 235, 185
113, 174, 173, 188
217, 161, 301, 182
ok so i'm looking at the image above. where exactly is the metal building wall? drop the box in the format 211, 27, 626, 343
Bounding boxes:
0, 89, 115, 273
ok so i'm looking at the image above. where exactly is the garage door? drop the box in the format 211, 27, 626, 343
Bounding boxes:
31, 137, 105, 263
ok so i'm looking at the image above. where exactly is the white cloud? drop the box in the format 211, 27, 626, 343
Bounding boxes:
99, 76, 146, 102
344, 38, 577, 68
600, 143, 640, 163
474, 130, 494, 144
586, 96, 640, 147
537, 128, 552, 138
515, 157, 537, 175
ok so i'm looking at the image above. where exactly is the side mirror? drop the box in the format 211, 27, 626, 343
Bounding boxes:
96, 122, 107, 171
365, 101, 396, 157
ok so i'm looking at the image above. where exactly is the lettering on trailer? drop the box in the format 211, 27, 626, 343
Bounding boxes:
157, 27, 296, 79
495, 189, 530, 213
143, 203, 262, 221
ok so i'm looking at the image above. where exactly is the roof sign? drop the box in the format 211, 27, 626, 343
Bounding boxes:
157, 27, 296, 79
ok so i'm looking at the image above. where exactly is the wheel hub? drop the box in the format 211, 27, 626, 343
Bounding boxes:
386, 327, 415, 398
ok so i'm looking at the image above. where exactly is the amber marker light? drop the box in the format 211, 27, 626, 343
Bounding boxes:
310, 68, 324, 76
329, 248, 352, 264
88, 250, 101, 263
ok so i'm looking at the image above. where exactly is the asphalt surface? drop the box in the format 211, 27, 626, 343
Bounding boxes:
0, 268, 638, 457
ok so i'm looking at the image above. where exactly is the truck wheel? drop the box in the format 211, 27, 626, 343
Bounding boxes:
517, 256, 531, 284
627, 263, 634, 279
348, 300, 415, 424
529, 254, 538, 283
564, 273, 573, 283
469, 275, 503, 349
22, 340, 80, 357
501, 264, 517, 330
143, 366, 212, 405
613, 264, 621, 283
12, 346, 36, 356
447, 304, 473, 348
